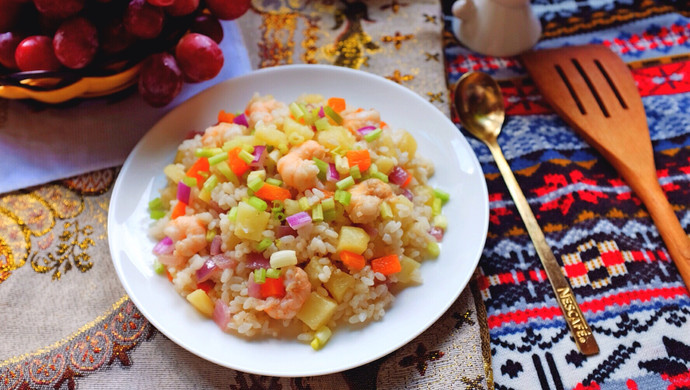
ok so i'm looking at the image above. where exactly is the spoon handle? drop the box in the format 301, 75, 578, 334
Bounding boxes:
484, 138, 600, 356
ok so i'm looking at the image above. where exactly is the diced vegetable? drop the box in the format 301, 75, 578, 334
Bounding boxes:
270, 250, 298, 268
432, 197, 442, 216
289, 102, 305, 119
245, 252, 270, 269
248, 177, 264, 192
238, 149, 255, 164
186, 158, 210, 188
284, 117, 314, 145
327, 97, 346, 113
150, 209, 166, 220
316, 126, 355, 151
233, 113, 249, 127
346, 149, 371, 172
304, 258, 324, 286
177, 182, 191, 204
297, 292, 338, 331
397, 130, 417, 159
255, 122, 288, 148
205, 229, 217, 242
311, 326, 333, 350
334, 190, 351, 206
234, 201, 270, 241
313, 157, 328, 181
388, 166, 412, 188
433, 215, 448, 230
256, 238, 273, 252
286, 211, 312, 229
363, 128, 382, 142
254, 267, 266, 283
164, 164, 186, 183
196, 147, 222, 158
336, 226, 370, 255
323, 105, 343, 125
198, 174, 219, 202
227, 148, 250, 177
213, 300, 231, 329
324, 269, 355, 302
250, 145, 266, 167
208, 152, 228, 166
322, 197, 335, 211
315, 117, 330, 131
260, 277, 286, 298
196, 257, 218, 283
312, 203, 324, 222
153, 259, 166, 275
397, 256, 421, 284
379, 201, 393, 219
186, 289, 214, 317
338, 250, 365, 272
371, 254, 401, 275
371, 171, 389, 183
248, 196, 268, 211
266, 268, 281, 279
227, 206, 238, 221
427, 241, 440, 258
153, 237, 174, 255
255, 183, 291, 202
349, 165, 361, 180
356, 125, 376, 136
336, 176, 355, 190
171, 201, 187, 219
217, 109, 235, 123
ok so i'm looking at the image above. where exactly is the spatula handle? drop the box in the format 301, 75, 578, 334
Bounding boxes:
485, 139, 599, 355
630, 179, 690, 289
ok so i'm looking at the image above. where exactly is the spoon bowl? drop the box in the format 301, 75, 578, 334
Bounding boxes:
452, 71, 600, 355
453, 72, 505, 141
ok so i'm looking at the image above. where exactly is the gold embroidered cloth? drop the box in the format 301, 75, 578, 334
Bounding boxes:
0, 1, 492, 388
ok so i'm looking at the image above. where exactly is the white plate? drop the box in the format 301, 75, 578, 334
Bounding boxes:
108, 64, 488, 377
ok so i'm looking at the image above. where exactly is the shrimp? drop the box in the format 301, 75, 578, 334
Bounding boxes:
163, 215, 207, 258
261, 267, 311, 320
201, 122, 247, 148
342, 108, 380, 134
277, 140, 327, 192
245, 95, 289, 128
346, 178, 393, 224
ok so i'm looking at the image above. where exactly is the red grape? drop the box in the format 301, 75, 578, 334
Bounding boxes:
164, 0, 198, 17
53, 17, 99, 69
99, 17, 135, 54
32, 0, 84, 19
14, 35, 61, 71
175, 33, 223, 83
124, 0, 164, 39
146, 0, 173, 6
205, 0, 250, 20
0, 32, 24, 69
138, 52, 183, 107
0, 1, 22, 31
190, 14, 223, 44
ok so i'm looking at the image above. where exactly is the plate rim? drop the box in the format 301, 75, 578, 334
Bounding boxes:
107, 63, 489, 377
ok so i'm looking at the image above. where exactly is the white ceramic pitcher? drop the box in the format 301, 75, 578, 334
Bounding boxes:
451, 0, 542, 57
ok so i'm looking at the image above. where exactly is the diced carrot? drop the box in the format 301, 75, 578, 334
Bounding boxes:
171, 201, 187, 219
255, 183, 292, 202
166, 270, 173, 283
327, 97, 346, 113
217, 110, 235, 124
346, 149, 371, 172
339, 250, 365, 272
380, 121, 388, 129
260, 277, 286, 298
371, 254, 401, 275
197, 280, 215, 293
321, 190, 334, 198
227, 148, 250, 177
186, 158, 210, 188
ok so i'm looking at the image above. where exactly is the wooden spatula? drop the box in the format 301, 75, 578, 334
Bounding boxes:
520, 44, 690, 290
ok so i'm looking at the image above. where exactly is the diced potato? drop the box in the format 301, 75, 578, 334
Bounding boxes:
186, 289, 214, 317
316, 126, 355, 151
164, 163, 185, 183
284, 199, 301, 216
397, 255, 421, 284
375, 156, 395, 175
297, 292, 338, 331
413, 185, 435, 207
255, 122, 288, 148
283, 117, 314, 146
389, 195, 414, 218
396, 130, 417, 159
234, 201, 270, 241
324, 269, 355, 302
304, 258, 324, 286
336, 226, 370, 255
299, 93, 325, 104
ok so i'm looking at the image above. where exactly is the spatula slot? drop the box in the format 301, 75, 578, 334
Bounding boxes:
571, 58, 610, 118
555, 64, 586, 115
594, 59, 628, 109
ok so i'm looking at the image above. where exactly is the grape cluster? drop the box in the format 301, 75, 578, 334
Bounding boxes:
0, 0, 251, 106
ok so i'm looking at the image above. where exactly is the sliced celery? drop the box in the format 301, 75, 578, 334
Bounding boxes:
248, 196, 268, 211
336, 176, 355, 190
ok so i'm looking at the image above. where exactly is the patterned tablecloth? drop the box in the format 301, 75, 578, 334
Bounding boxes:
1, 0, 690, 389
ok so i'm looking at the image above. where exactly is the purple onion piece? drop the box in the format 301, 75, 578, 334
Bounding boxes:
245, 252, 270, 270
196, 257, 218, 282
247, 276, 262, 298
318, 106, 325, 118
327, 163, 339, 182
388, 166, 410, 187
213, 300, 231, 329
286, 211, 312, 229
250, 145, 266, 167
401, 188, 414, 201
429, 226, 444, 242
276, 225, 296, 238
153, 237, 174, 255
233, 113, 249, 127
210, 235, 222, 256
356, 125, 377, 136
212, 254, 236, 269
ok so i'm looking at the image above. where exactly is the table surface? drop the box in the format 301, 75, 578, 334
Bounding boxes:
2, 1, 690, 389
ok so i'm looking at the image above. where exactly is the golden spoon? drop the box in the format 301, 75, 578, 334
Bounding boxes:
453, 71, 599, 355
